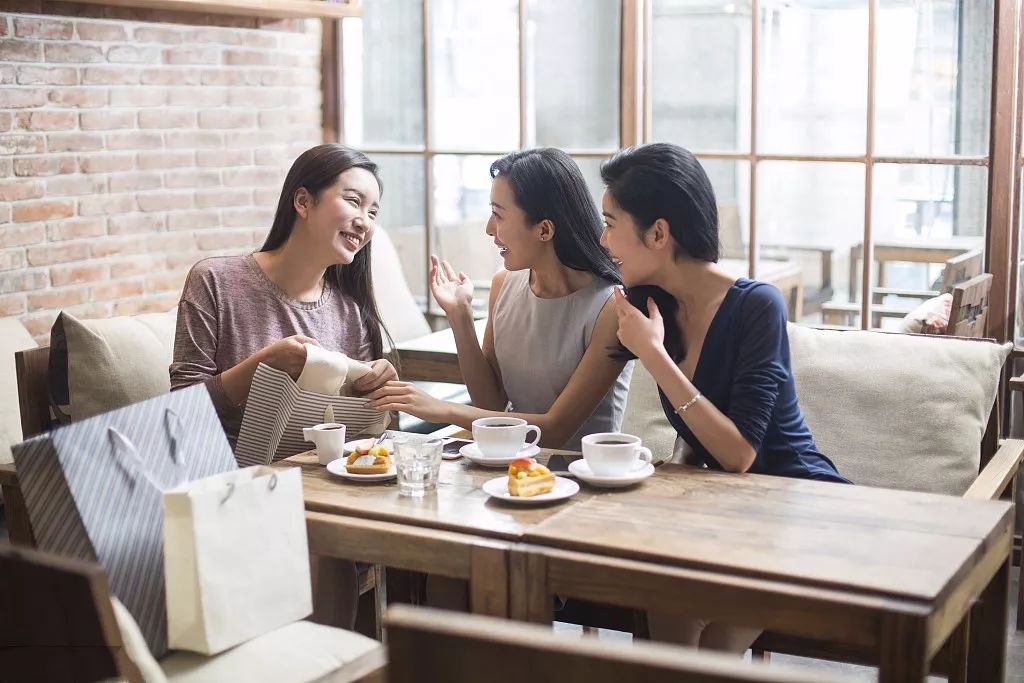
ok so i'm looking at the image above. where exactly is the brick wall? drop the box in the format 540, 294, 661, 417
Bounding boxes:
0, 2, 324, 340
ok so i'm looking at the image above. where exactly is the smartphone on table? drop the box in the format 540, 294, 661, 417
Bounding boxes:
441, 437, 473, 459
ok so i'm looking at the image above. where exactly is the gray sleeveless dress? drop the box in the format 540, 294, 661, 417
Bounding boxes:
492, 269, 633, 450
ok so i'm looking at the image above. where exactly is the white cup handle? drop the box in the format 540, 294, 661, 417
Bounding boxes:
524, 426, 542, 448
303, 428, 315, 443
637, 446, 652, 464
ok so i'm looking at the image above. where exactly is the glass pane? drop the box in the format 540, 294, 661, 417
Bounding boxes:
703, 159, 751, 263
651, 0, 751, 152
758, 1, 868, 156
375, 155, 427, 300
431, 155, 500, 313
875, 0, 993, 157
573, 157, 608, 208
757, 161, 866, 328
342, 2, 425, 148
430, 0, 519, 151
869, 163, 986, 330
528, 0, 620, 149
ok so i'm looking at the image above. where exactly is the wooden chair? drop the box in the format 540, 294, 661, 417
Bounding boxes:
384, 604, 846, 683
944, 273, 993, 338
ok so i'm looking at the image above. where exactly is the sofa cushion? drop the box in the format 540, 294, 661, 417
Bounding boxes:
619, 362, 678, 465
370, 226, 431, 346
0, 317, 37, 465
787, 324, 1010, 495
49, 309, 177, 423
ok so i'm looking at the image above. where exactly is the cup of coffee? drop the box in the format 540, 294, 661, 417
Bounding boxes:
580, 433, 652, 477
471, 417, 542, 459
302, 422, 347, 465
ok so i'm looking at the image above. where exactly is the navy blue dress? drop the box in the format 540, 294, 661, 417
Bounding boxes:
660, 278, 850, 483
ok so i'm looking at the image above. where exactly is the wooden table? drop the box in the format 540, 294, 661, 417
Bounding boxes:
509, 464, 1013, 683
848, 237, 981, 302
394, 318, 486, 384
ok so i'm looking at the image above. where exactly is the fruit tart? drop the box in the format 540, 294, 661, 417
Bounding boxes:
346, 444, 392, 474
507, 457, 555, 497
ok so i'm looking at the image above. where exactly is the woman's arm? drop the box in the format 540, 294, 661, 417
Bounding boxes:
368, 298, 628, 448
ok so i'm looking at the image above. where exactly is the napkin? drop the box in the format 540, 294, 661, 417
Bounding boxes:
296, 344, 373, 395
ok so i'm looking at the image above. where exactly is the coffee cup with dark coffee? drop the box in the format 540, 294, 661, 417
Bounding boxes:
580, 432, 652, 477
471, 416, 542, 459
302, 422, 347, 465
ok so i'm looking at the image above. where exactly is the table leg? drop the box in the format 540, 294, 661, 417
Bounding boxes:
469, 544, 509, 618
946, 612, 970, 683
968, 556, 1010, 683
848, 244, 861, 303
508, 548, 551, 624
878, 613, 928, 683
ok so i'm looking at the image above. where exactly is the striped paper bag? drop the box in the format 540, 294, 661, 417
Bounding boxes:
234, 363, 389, 467
11, 385, 238, 657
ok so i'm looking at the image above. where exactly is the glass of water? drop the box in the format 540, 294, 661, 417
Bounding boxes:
393, 436, 443, 497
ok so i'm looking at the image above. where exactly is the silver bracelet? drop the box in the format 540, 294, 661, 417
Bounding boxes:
674, 392, 702, 416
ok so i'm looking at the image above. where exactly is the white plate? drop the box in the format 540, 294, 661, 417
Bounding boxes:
482, 475, 579, 504
460, 442, 541, 467
568, 459, 654, 488
343, 438, 394, 456
326, 458, 397, 482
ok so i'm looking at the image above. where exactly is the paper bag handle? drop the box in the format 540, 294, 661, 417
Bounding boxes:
107, 427, 165, 493
163, 408, 184, 468
219, 471, 279, 505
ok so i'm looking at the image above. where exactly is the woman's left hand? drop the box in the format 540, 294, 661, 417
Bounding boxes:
366, 381, 447, 423
613, 287, 665, 362
350, 359, 399, 394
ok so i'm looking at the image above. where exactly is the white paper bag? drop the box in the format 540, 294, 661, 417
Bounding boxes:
163, 466, 312, 655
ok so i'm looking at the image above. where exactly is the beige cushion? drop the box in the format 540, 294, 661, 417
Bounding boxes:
0, 317, 37, 464
53, 309, 177, 421
787, 324, 1010, 495
370, 226, 431, 345
619, 362, 678, 465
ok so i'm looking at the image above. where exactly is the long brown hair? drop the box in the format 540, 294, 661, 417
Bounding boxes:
261, 144, 394, 360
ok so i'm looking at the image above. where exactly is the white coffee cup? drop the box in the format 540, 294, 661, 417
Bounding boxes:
581, 433, 652, 477
302, 422, 347, 465
471, 417, 541, 459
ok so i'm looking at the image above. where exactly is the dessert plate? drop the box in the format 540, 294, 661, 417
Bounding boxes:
568, 459, 654, 488
326, 458, 397, 482
481, 475, 579, 505
460, 443, 541, 467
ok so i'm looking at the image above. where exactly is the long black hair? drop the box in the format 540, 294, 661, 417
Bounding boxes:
601, 143, 719, 361
490, 148, 621, 285
261, 144, 394, 360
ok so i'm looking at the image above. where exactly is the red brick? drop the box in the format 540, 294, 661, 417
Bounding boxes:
200, 69, 258, 87
166, 252, 200, 270
222, 207, 274, 228
0, 40, 42, 62
114, 295, 179, 316
48, 88, 107, 107
92, 279, 144, 300
47, 133, 104, 153
257, 110, 288, 128
107, 45, 160, 63
167, 210, 220, 231
14, 155, 75, 176
146, 271, 187, 292
0, 89, 48, 108
146, 233, 195, 252
184, 27, 243, 44
76, 22, 127, 41
167, 87, 226, 107
252, 188, 280, 207
23, 312, 59, 340
47, 218, 106, 241
45, 43, 103, 63
50, 263, 109, 287
14, 17, 73, 40
78, 194, 136, 216
288, 109, 320, 127
82, 67, 141, 85
222, 167, 282, 188
166, 131, 222, 149
228, 87, 285, 108
196, 230, 253, 250
16, 66, 77, 85
0, 17, 7, 37
196, 149, 251, 167
0, 180, 44, 202
79, 153, 134, 173
196, 189, 248, 209
0, 223, 45, 246
16, 110, 76, 131
46, 175, 106, 196
0, 135, 45, 155
137, 191, 194, 212
137, 110, 195, 129
109, 255, 163, 278
109, 172, 161, 193
224, 130, 266, 148
165, 169, 220, 189
258, 69, 302, 87
109, 87, 164, 107
28, 286, 89, 309
223, 49, 273, 66
140, 68, 200, 86
14, 200, 74, 223
255, 148, 288, 166
0, 164, 10, 184
133, 27, 184, 44
105, 131, 162, 150
108, 213, 164, 235
90, 236, 147, 258
26, 241, 89, 266
0, 256, 35, 280
0, 294, 27, 316
79, 110, 135, 130
138, 150, 194, 170
0, 65, 13, 84
198, 110, 255, 129
163, 46, 220, 65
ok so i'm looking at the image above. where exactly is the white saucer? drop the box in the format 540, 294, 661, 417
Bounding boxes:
567, 459, 654, 488
326, 458, 397, 482
460, 443, 541, 467
343, 438, 393, 456
482, 475, 579, 504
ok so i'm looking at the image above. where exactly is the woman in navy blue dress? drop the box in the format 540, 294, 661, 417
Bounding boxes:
598, 142, 849, 652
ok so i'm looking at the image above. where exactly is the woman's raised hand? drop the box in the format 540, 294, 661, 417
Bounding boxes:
612, 287, 665, 362
256, 335, 319, 380
429, 254, 474, 317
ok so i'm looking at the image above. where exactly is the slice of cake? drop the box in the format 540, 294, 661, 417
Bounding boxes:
346, 445, 391, 474
507, 457, 555, 497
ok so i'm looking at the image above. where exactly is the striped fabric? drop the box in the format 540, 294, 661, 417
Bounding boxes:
234, 363, 389, 468
11, 385, 237, 658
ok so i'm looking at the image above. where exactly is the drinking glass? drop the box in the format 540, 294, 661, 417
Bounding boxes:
393, 436, 443, 497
